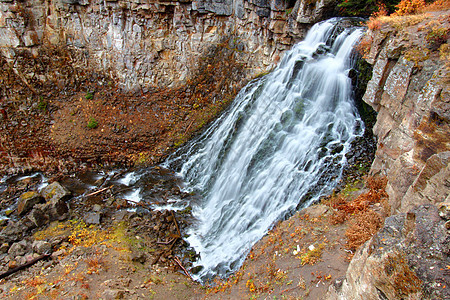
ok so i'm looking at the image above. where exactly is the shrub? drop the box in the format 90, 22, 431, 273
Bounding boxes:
356, 35, 373, 58
338, 0, 400, 16
345, 209, 383, 250
87, 117, 98, 129
85, 91, 94, 100
393, 0, 426, 16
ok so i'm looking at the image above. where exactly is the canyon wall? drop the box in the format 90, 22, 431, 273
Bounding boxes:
328, 11, 450, 300
362, 12, 449, 214
0, 0, 337, 91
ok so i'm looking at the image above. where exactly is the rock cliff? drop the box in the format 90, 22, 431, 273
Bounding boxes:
362, 11, 449, 214
328, 10, 450, 300
0, 0, 338, 90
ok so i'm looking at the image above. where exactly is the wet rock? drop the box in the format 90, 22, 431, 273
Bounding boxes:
17, 191, 44, 216
32, 240, 52, 254
328, 204, 450, 300
8, 241, 27, 257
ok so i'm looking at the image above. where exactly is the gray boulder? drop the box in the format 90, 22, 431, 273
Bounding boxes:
40, 182, 71, 221
8, 241, 27, 257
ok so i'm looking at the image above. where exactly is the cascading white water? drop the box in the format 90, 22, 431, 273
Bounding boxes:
167, 19, 364, 281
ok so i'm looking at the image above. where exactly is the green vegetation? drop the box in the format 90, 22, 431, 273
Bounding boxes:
37, 96, 47, 111
85, 91, 94, 100
87, 117, 98, 129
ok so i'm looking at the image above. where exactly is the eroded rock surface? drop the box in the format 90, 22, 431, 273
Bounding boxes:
361, 11, 450, 213
328, 204, 450, 299
0, 0, 337, 91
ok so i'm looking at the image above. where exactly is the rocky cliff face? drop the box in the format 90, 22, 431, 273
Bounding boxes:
327, 10, 450, 300
0, 0, 337, 91
362, 11, 449, 214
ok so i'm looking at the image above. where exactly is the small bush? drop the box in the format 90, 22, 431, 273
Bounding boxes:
345, 209, 383, 250
85, 91, 94, 100
37, 97, 47, 111
356, 36, 373, 58
87, 117, 98, 129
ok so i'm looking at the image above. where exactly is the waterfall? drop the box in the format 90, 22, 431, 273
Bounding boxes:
167, 19, 364, 281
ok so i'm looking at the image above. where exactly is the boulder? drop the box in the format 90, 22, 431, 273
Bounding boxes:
32, 240, 52, 255
40, 182, 71, 221
17, 191, 44, 216
8, 241, 27, 257
28, 207, 49, 227
0, 243, 9, 253
439, 202, 450, 220
41, 182, 71, 202
0, 219, 34, 244
84, 212, 101, 225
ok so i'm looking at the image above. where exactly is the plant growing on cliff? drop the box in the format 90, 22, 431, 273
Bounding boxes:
426, 25, 449, 50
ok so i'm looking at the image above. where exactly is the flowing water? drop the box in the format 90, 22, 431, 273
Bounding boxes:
0, 18, 365, 283
166, 18, 364, 281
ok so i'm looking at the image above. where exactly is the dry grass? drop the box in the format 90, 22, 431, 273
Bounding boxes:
345, 210, 383, 250
325, 176, 389, 251
420, 0, 450, 12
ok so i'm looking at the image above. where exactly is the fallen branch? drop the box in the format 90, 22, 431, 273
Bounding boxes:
7, 60, 38, 95
152, 237, 179, 265
86, 185, 113, 197
173, 256, 193, 281
184, 120, 195, 134
0, 253, 51, 280
171, 211, 181, 237
156, 238, 176, 245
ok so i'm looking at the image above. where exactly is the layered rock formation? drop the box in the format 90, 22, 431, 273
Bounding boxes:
328, 11, 450, 300
0, 0, 338, 90
362, 12, 449, 214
